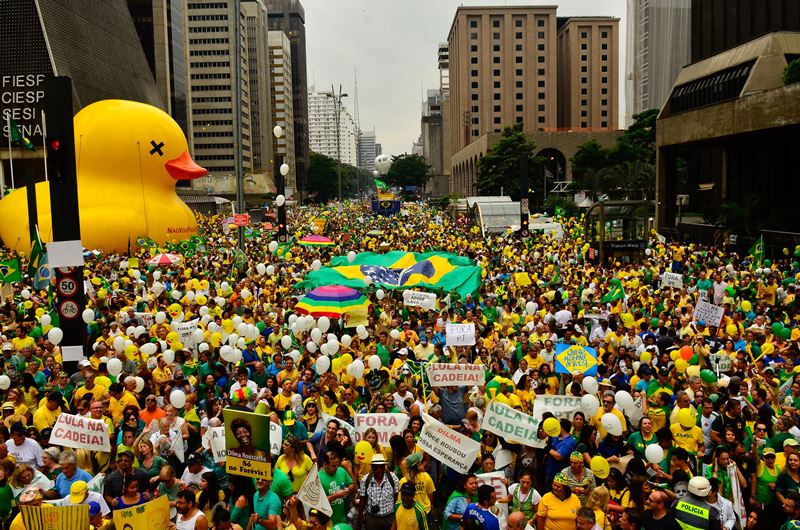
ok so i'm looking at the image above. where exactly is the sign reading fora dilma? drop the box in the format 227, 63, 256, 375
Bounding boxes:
0, 0, 56, 146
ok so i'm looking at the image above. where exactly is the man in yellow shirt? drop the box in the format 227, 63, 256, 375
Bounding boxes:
591, 391, 627, 440
73, 371, 108, 403
671, 411, 704, 457
107, 383, 140, 425
11, 328, 35, 352
32, 392, 63, 431
393, 482, 430, 530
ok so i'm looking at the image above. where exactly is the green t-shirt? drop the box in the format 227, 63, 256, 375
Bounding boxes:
626, 431, 657, 459
253, 489, 282, 530
319, 466, 353, 524
270, 468, 295, 500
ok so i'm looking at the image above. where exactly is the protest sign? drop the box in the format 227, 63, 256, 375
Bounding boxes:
113, 495, 170, 530
402, 290, 437, 308
223, 408, 272, 479
694, 300, 725, 327
481, 400, 544, 448
709, 353, 732, 373
729, 463, 746, 528
426, 362, 485, 387
554, 344, 598, 376
532, 395, 584, 421
698, 290, 710, 304
270, 421, 282, 456
660, 272, 684, 289
418, 415, 481, 474
297, 464, 333, 517
202, 426, 227, 463
21, 505, 89, 530
355, 413, 409, 446
134, 312, 155, 328
50, 413, 110, 452
446, 322, 476, 346
476, 471, 509, 530
173, 318, 199, 349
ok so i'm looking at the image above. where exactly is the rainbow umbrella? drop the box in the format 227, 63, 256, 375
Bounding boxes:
294, 285, 370, 318
299, 235, 335, 247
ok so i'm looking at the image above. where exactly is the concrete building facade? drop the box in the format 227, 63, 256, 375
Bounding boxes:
358, 129, 376, 172
625, 0, 691, 125
421, 89, 448, 196
243, 1, 274, 185
556, 16, 620, 130
268, 30, 296, 194
308, 89, 358, 167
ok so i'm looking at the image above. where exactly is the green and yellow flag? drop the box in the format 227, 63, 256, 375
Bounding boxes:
8, 118, 35, 150
749, 236, 764, 265
0, 259, 21, 283
601, 278, 625, 304
374, 178, 388, 191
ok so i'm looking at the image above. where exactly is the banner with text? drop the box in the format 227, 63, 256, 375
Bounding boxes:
113, 495, 170, 530
481, 400, 544, 448
554, 344, 598, 376
173, 318, 199, 350
532, 395, 584, 421
21, 505, 89, 530
402, 290, 437, 308
297, 463, 333, 517
426, 362, 485, 387
50, 413, 110, 452
223, 408, 272, 479
202, 426, 227, 463
660, 272, 684, 289
694, 300, 725, 327
446, 323, 476, 346
418, 414, 481, 474
476, 471, 509, 530
355, 413, 409, 446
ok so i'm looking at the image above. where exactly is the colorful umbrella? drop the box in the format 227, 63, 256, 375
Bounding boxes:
147, 253, 182, 267
294, 285, 370, 318
299, 235, 335, 246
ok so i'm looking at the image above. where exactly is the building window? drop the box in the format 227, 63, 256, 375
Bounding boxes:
537, 56, 545, 63
515, 31, 522, 39
470, 44, 478, 52
581, 76, 588, 83
581, 31, 587, 38
537, 19, 545, 27
601, 99, 608, 105
493, 117, 501, 124
471, 81, 479, 88
471, 57, 478, 64
513, 93, 521, 100
493, 69, 501, 76
472, 117, 479, 124
515, 80, 523, 88
492, 19, 500, 28
601, 31, 608, 38
493, 44, 500, 52
516, 104, 524, 111
493, 93, 501, 100
515, 56, 522, 63
538, 68, 545, 75
601, 110, 608, 117
581, 110, 588, 117
516, 116, 523, 123
471, 93, 479, 100
493, 32, 500, 39
470, 20, 478, 28
537, 92, 545, 99
581, 54, 587, 62
601, 121, 608, 127
516, 69, 523, 76
537, 104, 545, 111
471, 69, 479, 76
515, 19, 523, 27
601, 65, 608, 72
581, 121, 587, 127
581, 88, 588, 95
602, 54, 608, 61
471, 32, 478, 40
493, 56, 501, 63
515, 44, 523, 51
601, 43, 608, 50
581, 43, 588, 50
538, 31, 544, 38
601, 88, 608, 94
537, 80, 545, 87
493, 81, 501, 88
493, 105, 501, 112
472, 105, 479, 112
601, 76, 608, 83
538, 116, 545, 123
581, 66, 587, 73
537, 43, 545, 51
472, 129, 479, 136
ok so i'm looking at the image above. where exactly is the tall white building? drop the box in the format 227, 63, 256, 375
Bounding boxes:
269, 30, 296, 195
358, 129, 376, 171
308, 88, 358, 166
625, 0, 691, 124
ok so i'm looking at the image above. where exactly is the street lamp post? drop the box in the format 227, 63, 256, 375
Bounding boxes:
273, 125, 288, 242
324, 85, 348, 208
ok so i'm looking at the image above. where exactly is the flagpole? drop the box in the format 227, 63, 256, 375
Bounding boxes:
41, 110, 48, 182
5, 115, 14, 190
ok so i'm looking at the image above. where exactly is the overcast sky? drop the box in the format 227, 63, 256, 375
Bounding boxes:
302, 0, 627, 157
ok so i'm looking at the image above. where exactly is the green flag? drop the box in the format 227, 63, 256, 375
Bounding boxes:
374, 178, 388, 191
601, 278, 625, 304
8, 118, 35, 151
28, 227, 44, 279
0, 259, 21, 283
749, 236, 763, 265
554, 205, 566, 218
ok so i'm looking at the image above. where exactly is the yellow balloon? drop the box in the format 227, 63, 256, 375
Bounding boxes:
285, 252, 292, 260
675, 359, 688, 372
590, 455, 610, 479
686, 365, 701, 378
125, 344, 138, 356
97, 289, 107, 299
91, 277, 102, 286
741, 300, 752, 312
172, 341, 184, 351
166, 331, 179, 343
210, 332, 222, 347
222, 319, 235, 334
23, 301, 33, 309
726, 324, 737, 336
354, 441, 374, 466
332, 357, 343, 375
35, 308, 45, 317
640, 351, 652, 364
543, 417, 561, 437
196, 294, 208, 305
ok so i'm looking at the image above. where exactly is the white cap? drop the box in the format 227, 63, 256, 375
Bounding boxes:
79, 359, 91, 367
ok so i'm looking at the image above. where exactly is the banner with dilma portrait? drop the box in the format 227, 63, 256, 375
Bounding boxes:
223, 408, 272, 480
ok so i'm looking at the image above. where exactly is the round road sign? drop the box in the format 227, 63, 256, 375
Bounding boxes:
59, 300, 80, 320
57, 277, 79, 297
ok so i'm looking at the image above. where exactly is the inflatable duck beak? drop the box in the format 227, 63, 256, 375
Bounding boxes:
165, 150, 207, 180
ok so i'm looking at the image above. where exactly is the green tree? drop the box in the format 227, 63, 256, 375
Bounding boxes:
476, 122, 541, 201
307, 151, 359, 204
571, 140, 611, 181
784, 58, 800, 85
385, 153, 431, 189
610, 109, 658, 164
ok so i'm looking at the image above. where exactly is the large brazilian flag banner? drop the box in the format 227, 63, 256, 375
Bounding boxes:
295, 251, 482, 298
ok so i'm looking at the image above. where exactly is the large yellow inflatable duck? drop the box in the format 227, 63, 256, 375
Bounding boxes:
0, 99, 206, 253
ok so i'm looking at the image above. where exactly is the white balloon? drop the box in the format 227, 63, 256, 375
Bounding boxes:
134, 376, 145, 393
581, 394, 600, 416
207, 322, 219, 333
645, 444, 665, 464
348, 359, 365, 379
347, 251, 357, 263
237, 338, 247, 349
228, 333, 239, 346
368, 355, 382, 370
185, 291, 195, 302
162, 349, 175, 364
374, 154, 392, 173
82, 309, 95, 324
341, 334, 352, 348
601, 413, 623, 436
151, 282, 165, 296
376, 289, 385, 300
289, 350, 301, 363
582, 376, 599, 395
134, 326, 146, 338
0, 375, 9, 390
215, 297, 226, 307
281, 335, 293, 350
327, 333, 338, 344
193, 329, 206, 344
231, 349, 243, 364
273, 125, 284, 138
233, 316, 243, 327
266, 265, 275, 276
125, 339, 133, 349
318, 316, 331, 332
316, 355, 331, 374
140, 343, 157, 356
241, 288, 252, 300
40, 314, 51, 327
220, 345, 234, 362
279, 164, 290, 176
237, 323, 249, 336
171, 290, 182, 300
307, 341, 318, 353
107, 358, 123, 376
288, 314, 298, 325
156, 311, 167, 324
615, 391, 634, 412
269, 241, 279, 253
20, 289, 30, 299
152, 270, 162, 280
199, 343, 210, 352
525, 301, 536, 315
356, 325, 368, 340
221, 281, 230, 292
47, 327, 64, 346
390, 329, 400, 340
132, 270, 141, 280
256, 263, 267, 275
113, 336, 127, 353
310, 328, 323, 343
170, 390, 187, 408
363, 275, 372, 285
311, 259, 322, 271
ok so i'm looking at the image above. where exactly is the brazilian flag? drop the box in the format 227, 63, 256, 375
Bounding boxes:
601, 278, 626, 304
0, 259, 21, 283
9, 118, 35, 150
374, 178, 388, 191
749, 236, 764, 265
295, 251, 482, 298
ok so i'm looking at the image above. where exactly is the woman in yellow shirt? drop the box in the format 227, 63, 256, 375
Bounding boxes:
397, 453, 435, 514
536, 473, 582, 530
275, 437, 314, 493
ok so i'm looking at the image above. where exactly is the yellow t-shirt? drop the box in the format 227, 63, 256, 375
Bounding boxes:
109, 391, 140, 425
397, 473, 436, 514
591, 408, 627, 439
536, 492, 581, 530
670, 424, 704, 454
32, 405, 60, 431
73, 384, 107, 403
11, 336, 35, 352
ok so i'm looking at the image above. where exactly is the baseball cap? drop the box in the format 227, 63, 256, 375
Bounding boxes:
371, 454, 387, 465
70, 481, 88, 504
88, 501, 102, 517
79, 359, 91, 367
187, 453, 203, 465
763, 447, 777, 456
406, 452, 422, 468
284, 410, 297, 426
2, 402, 14, 411
1, 343, 11, 351
398, 348, 409, 356
785, 438, 800, 448
658, 367, 670, 376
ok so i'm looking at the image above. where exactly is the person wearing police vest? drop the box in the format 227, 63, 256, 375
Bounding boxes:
672, 476, 722, 530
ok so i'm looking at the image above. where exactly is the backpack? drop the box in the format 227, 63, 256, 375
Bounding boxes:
364, 471, 397, 498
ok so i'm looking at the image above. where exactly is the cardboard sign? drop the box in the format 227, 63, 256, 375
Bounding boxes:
202, 426, 227, 463
21, 505, 89, 530
112, 495, 170, 530
481, 400, 544, 448
554, 344, 598, 376
532, 395, 584, 421
173, 318, 199, 349
710, 353, 732, 373
270, 421, 282, 456
660, 272, 684, 289
355, 413, 409, 446
426, 362, 485, 387
233, 213, 250, 226
446, 322, 476, 346
402, 290, 437, 308
223, 408, 272, 479
694, 300, 725, 327
50, 413, 110, 452
297, 464, 333, 517
418, 415, 481, 474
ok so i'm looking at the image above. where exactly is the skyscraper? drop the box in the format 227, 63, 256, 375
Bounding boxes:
625, 0, 690, 124
243, 0, 274, 184
269, 30, 296, 195
308, 89, 358, 166
266, 0, 309, 199
358, 130, 376, 172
